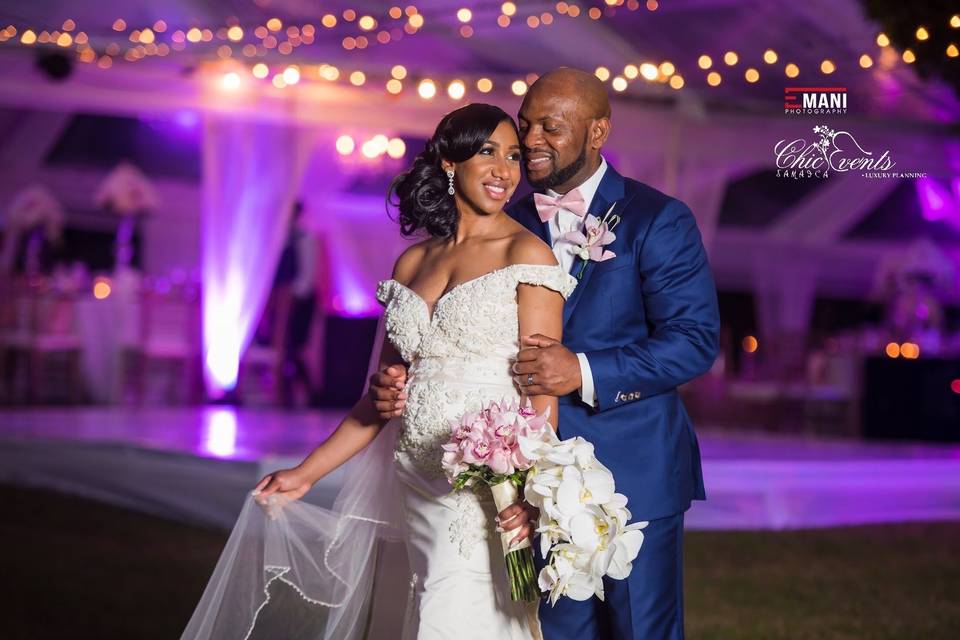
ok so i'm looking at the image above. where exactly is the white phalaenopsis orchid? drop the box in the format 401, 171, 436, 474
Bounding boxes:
519, 433, 648, 605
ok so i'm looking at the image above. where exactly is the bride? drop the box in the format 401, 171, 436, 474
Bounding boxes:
181, 103, 576, 640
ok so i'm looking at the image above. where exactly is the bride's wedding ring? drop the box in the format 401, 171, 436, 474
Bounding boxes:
526, 373, 534, 386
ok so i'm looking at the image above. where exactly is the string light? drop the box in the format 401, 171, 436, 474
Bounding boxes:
706, 71, 721, 86
948, 44, 959, 58
386, 78, 403, 94
457, 8, 472, 22
915, 26, 929, 41
876, 32, 890, 47
859, 54, 873, 68
418, 78, 436, 99
820, 59, 836, 74
744, 68, 759, 83
951, 15, 960, 28
640, 63, 658, 80
742, 336, 758, 353
227, 26, 243, 41
387, 138, 406, 159
763, 49, 778, 64
698, 55, 712, 70
221, 71, 241, 90
319, 64, 340, 81
20, 29, 37, 45
624, 64, 639, 79
511, 80, 527, 96
595, 66, 611, 81
447, 79, 466, 99
476, 77, 493, 93
785, 63, 800, 78
658, 61, 675, 76
252, 63, 269, 78
349, 70, 366, 86
723, 51, 738, 66
611, 76, 628, 91
502, 2, 517, 16
669, 74, 684, 89
391, 64, 407, 80
336, 135, 355, 155
902, 48, 916, 63
282, 65, 300, 84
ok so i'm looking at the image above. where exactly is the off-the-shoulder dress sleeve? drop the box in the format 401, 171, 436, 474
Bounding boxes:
512, 264, 578, 299
376, 279, 396, 306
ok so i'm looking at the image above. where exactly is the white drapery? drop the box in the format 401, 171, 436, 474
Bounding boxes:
201, 117, 314, 394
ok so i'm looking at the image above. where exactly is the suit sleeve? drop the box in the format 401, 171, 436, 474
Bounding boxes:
583, 199, 720, 412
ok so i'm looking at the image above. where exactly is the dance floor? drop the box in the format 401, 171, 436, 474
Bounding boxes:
1, 407, 959, 531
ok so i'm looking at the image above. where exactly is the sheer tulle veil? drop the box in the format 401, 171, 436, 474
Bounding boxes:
180, 316, 413, 640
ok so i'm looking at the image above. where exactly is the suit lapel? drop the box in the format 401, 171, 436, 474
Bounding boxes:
562, 166, 626, 327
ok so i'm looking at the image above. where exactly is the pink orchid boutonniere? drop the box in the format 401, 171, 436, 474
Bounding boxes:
560, 203, 622, 279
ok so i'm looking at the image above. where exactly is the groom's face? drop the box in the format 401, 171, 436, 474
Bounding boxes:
518, 92, 592, 193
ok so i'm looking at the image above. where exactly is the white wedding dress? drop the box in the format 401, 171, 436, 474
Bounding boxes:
180, 262, 575, 640
376, 263, 576, 639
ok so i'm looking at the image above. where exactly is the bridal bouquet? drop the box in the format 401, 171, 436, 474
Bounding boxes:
520, 435, 648, 605
441, 400, 647, 605
440, 398, 554, 601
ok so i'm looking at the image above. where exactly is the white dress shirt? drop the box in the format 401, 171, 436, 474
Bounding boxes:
545, 157, 607, 408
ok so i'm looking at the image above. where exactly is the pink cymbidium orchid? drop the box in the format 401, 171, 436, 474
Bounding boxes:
559, 203, 621, 279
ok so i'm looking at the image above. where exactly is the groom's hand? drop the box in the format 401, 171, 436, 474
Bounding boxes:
513, 334, 581, 396
368, 365, 408, 419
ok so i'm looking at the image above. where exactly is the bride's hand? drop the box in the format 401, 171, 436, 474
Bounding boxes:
253, 468, 313, 506
496, 501, 540, 548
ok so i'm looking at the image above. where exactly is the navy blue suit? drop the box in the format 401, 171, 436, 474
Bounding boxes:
508, 165, 720, 639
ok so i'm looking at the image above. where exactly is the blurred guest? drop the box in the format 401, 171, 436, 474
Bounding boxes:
273, 200, 318, 408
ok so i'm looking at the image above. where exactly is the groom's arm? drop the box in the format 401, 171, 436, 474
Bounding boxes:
584, 199, 720, 412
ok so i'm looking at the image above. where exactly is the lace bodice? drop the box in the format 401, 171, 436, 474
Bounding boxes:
376, 263, 577, 364
376, 263, 576, 481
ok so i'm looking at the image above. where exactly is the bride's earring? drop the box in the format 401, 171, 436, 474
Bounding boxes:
446, 170, 455, 195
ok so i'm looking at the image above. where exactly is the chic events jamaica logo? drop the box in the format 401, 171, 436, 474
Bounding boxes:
774, 125, 924, 180
784, 87, 848, 115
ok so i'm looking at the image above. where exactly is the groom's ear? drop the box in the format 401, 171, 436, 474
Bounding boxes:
590, 118, 611, 150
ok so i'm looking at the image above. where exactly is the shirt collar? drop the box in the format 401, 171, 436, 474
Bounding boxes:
546, 156, 608, 211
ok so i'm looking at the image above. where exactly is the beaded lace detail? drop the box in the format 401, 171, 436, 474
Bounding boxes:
376, 264, 575, 556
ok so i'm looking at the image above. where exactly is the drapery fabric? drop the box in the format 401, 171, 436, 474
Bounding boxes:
200, 117, 314, 393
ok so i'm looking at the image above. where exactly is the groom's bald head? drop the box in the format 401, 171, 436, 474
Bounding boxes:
528, 68, 611, 120
519, 68, 612, 193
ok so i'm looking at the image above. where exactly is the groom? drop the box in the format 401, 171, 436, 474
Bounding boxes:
371, 68, 719, 639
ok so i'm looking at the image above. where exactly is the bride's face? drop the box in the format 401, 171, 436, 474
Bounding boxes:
449, 120, 521, 216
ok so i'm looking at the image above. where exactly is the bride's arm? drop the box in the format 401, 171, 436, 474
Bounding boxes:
517, 283, 563, 429
254, 335, 406, 500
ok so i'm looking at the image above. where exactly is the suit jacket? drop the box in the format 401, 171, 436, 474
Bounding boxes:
508, 165, 720, 520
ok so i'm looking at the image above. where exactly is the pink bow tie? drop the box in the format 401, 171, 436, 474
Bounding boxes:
534, 188, 587, 222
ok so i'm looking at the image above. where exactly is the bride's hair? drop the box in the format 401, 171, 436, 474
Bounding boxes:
388, 103, 518, 239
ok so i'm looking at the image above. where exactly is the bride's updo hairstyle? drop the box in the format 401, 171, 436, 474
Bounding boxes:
388, 103, 518, 239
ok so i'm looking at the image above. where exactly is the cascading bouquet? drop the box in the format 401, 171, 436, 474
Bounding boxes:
519, 435, 648, 605
440, 399, 647, 604
440, 398, 555, 601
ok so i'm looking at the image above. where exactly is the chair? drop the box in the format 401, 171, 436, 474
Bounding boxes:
133, 287, 202, 404
26, 288, 84, 403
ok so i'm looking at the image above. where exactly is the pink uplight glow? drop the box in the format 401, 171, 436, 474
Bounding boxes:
201, 407, 238, 458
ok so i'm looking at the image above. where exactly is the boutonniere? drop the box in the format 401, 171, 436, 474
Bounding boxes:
560, 203, 621, 279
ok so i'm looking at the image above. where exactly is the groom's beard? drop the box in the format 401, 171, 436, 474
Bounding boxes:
526, 144, 587, 191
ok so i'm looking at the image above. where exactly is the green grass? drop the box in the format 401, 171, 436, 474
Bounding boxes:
2, 485, 958, 639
